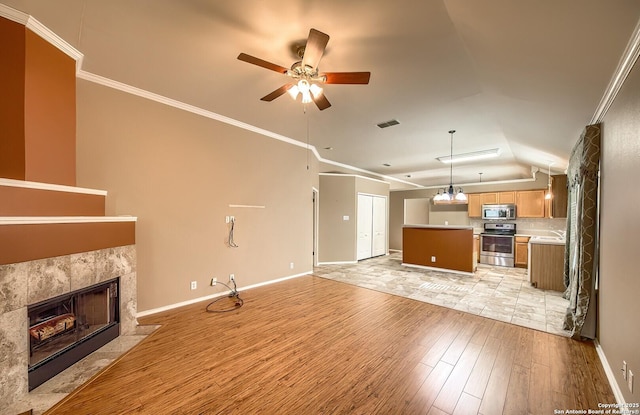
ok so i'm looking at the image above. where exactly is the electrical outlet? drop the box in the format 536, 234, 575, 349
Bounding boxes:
629, 370, 634, 393
229, 274, 235, 282
623, 361, 628, 380
431, 256, 436, 262
210, 278, 217, 286
190, 281, 197, 290
290, 262, 294, 269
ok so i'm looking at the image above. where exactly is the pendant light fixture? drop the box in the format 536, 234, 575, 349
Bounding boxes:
433, 130, 467, 204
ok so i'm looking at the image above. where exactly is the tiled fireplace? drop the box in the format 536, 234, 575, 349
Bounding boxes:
28, 277, 120, 390
0, 245, 137, 406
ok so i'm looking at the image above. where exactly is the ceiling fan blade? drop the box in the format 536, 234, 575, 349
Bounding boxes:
323, 72, 371, 84
314, 93, 331, 111
238, 53, 288, 74
301, 29, 330, 70
260, 84, 294, 102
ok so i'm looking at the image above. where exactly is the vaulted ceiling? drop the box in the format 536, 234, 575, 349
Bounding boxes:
4, 0, 640, 190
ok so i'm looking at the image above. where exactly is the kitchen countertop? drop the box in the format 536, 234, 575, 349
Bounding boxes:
403, 224, 473, 230
528, 235, 566, 245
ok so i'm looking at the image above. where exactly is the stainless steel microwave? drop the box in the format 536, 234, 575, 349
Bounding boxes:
482, 204, 516, 220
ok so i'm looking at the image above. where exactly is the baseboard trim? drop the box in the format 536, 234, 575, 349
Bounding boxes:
316, 260, 358, 265
137, 271, 311, 318
594, 339, 627, 406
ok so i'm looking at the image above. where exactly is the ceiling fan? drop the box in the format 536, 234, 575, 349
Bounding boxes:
237, 28, 370, 110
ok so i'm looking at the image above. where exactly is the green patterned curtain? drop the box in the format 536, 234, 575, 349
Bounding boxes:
563, 123, 601, 339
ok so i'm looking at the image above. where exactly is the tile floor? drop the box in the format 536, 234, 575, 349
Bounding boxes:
314, 252, 570, 336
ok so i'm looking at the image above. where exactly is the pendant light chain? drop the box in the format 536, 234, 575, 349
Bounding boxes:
449, 130, 454, 193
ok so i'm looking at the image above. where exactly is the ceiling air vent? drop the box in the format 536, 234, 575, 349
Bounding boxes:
376, 119, 400, 129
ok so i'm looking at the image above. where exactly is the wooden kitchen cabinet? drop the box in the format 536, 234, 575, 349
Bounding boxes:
480, 193, 498, 205
467, 194, 481, 217
514, 236, 530, 268
530, 243, 565, 291
516, 190, 546, 218
549, 174, 568, 218
468, 190, 543, 218
498, 191, 516, 204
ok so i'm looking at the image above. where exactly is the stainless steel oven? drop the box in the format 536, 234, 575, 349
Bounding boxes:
480, 223, 516, 267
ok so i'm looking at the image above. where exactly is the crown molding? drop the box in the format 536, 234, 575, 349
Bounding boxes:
591, 18, 640, 123
0, 2, 28, 24
0, 3, 84, 70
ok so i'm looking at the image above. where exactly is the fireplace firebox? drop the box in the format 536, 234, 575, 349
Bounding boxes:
28, 278, 120, 390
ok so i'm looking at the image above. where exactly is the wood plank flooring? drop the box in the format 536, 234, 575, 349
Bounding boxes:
44, 276, 614, 414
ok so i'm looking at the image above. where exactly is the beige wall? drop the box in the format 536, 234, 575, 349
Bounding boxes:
318, 174, 390, 262
404, 198, 430, 225
76, 80, 318, 312
318, 175, 356, 263
599, 58, 640, 403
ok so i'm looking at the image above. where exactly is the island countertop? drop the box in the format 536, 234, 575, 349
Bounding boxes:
402, 224, 473, 230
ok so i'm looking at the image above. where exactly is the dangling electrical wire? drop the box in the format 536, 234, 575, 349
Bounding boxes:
228, 217, 239, 248
205, 279, 243, 313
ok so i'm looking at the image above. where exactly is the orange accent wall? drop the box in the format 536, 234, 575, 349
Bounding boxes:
0, 16, 76, 186
0, 17, 26, 180
24, 29, 76, 185
0, 221, 135, 265
402, 227, 474, 273
0, 186, 106, 216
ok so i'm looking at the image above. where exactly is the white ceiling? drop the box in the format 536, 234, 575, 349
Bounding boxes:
4, 0, 640, 190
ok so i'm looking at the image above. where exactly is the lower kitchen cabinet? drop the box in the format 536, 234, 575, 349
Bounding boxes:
514, 236, 530, 268
529, 243, 565, 291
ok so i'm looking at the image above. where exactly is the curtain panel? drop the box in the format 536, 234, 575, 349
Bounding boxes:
563, 123, 601, 339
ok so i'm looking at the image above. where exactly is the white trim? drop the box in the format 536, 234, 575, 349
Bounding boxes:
401, 262, 474, 276
0, 178, 107, 196
77, 70, 311, 150
319, 172, 390, 186
136, 271, 311, 318
316, 260, 358, 265
75, 73, 424, 190
0, 3, 28, 24
228, 204, 266, 209
390, 175, 539, 192
0, 4, 84, 70
594, 339, 627, 407
25, 16, 83, 64
0, 216, 136, 225
591, 18, 640, 124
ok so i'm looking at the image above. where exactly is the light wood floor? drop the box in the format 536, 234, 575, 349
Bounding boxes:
45, 276, 613, 414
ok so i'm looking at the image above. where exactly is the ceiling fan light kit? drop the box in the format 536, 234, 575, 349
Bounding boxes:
238, 28, 370, 110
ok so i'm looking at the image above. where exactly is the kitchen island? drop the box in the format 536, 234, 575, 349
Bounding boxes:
402, 225, 475, 274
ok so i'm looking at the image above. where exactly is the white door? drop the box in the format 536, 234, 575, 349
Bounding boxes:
357, 194, 373, 260
372, 196, 387, 257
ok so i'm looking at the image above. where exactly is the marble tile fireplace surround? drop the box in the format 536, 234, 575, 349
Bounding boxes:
0, 245, 137, 408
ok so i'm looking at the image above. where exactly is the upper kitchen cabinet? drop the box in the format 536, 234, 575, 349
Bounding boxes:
516, 190, 546, 218
497, 191, 516, 204
549, 174, 568, 218
467, 191, 517, 217
467, 194, 481, 217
